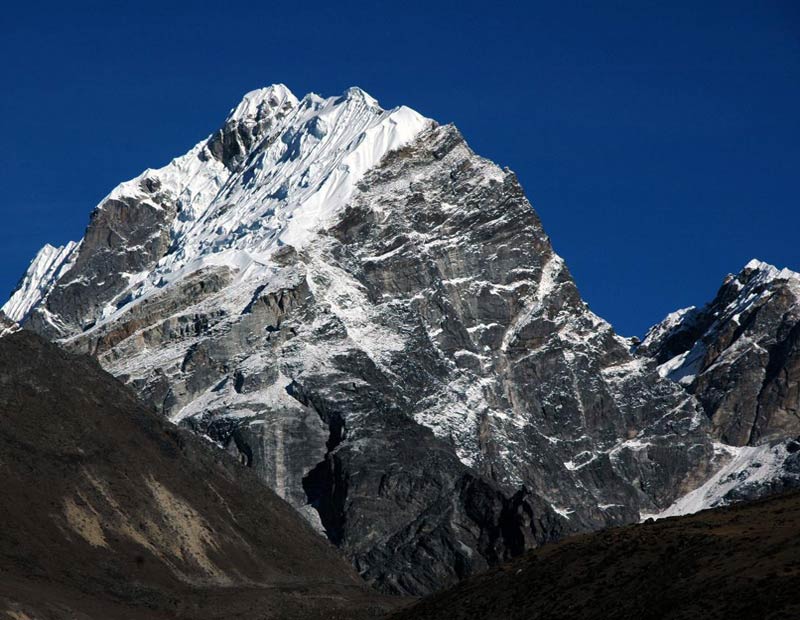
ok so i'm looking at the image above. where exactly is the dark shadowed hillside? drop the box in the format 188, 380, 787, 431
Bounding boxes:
0, 330, 398, 620
391, 491, 800, 620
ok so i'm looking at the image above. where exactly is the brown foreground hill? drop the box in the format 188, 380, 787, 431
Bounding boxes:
0, 330, 398, 620
391, 490, 800, 620
3, 329, 800, 620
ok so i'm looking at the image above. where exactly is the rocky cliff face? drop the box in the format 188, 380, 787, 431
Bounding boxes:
639, 260, 800, 447
4, 85, 796, 595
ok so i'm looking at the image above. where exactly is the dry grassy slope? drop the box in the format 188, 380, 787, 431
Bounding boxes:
0, 330, 399, 620
391, 491, 800, 620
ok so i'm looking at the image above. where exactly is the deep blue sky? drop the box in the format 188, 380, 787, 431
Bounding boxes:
1, 1, 798, 336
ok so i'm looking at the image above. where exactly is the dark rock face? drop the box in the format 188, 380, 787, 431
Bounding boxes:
5, 86, 795, 596
27, 186, 178, 337
206, 89, 295, 171
313, 125, 714, 532
638, 261, 800, 446
304, 411, 569, 595
0, 330, 397, 620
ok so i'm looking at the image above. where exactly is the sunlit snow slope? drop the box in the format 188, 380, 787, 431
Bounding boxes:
3, 85, 430, 334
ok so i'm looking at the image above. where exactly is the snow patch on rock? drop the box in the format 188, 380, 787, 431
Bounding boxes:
641, 442, 789, 520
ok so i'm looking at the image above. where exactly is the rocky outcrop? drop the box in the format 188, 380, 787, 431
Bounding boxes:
4, 85, 793, 595
0, 311, 19, 337
639, 260, 800, 446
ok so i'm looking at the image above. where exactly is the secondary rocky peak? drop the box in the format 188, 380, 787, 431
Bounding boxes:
639, 259, 800, 446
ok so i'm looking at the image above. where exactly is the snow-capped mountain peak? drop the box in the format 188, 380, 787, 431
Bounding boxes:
741, 258, 800, 289
5, 86, 432, 333
337, 86, 380, 107
744, 257, 771, 271
2, 241, 79, 323
227, 83, 298, 122
144, 84, 429, 255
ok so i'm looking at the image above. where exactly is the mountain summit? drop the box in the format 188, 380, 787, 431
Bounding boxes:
5, 85, 799, 595
4, 85, 430, 335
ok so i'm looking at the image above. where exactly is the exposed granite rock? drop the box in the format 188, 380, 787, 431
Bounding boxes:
27, 187, 179, 337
